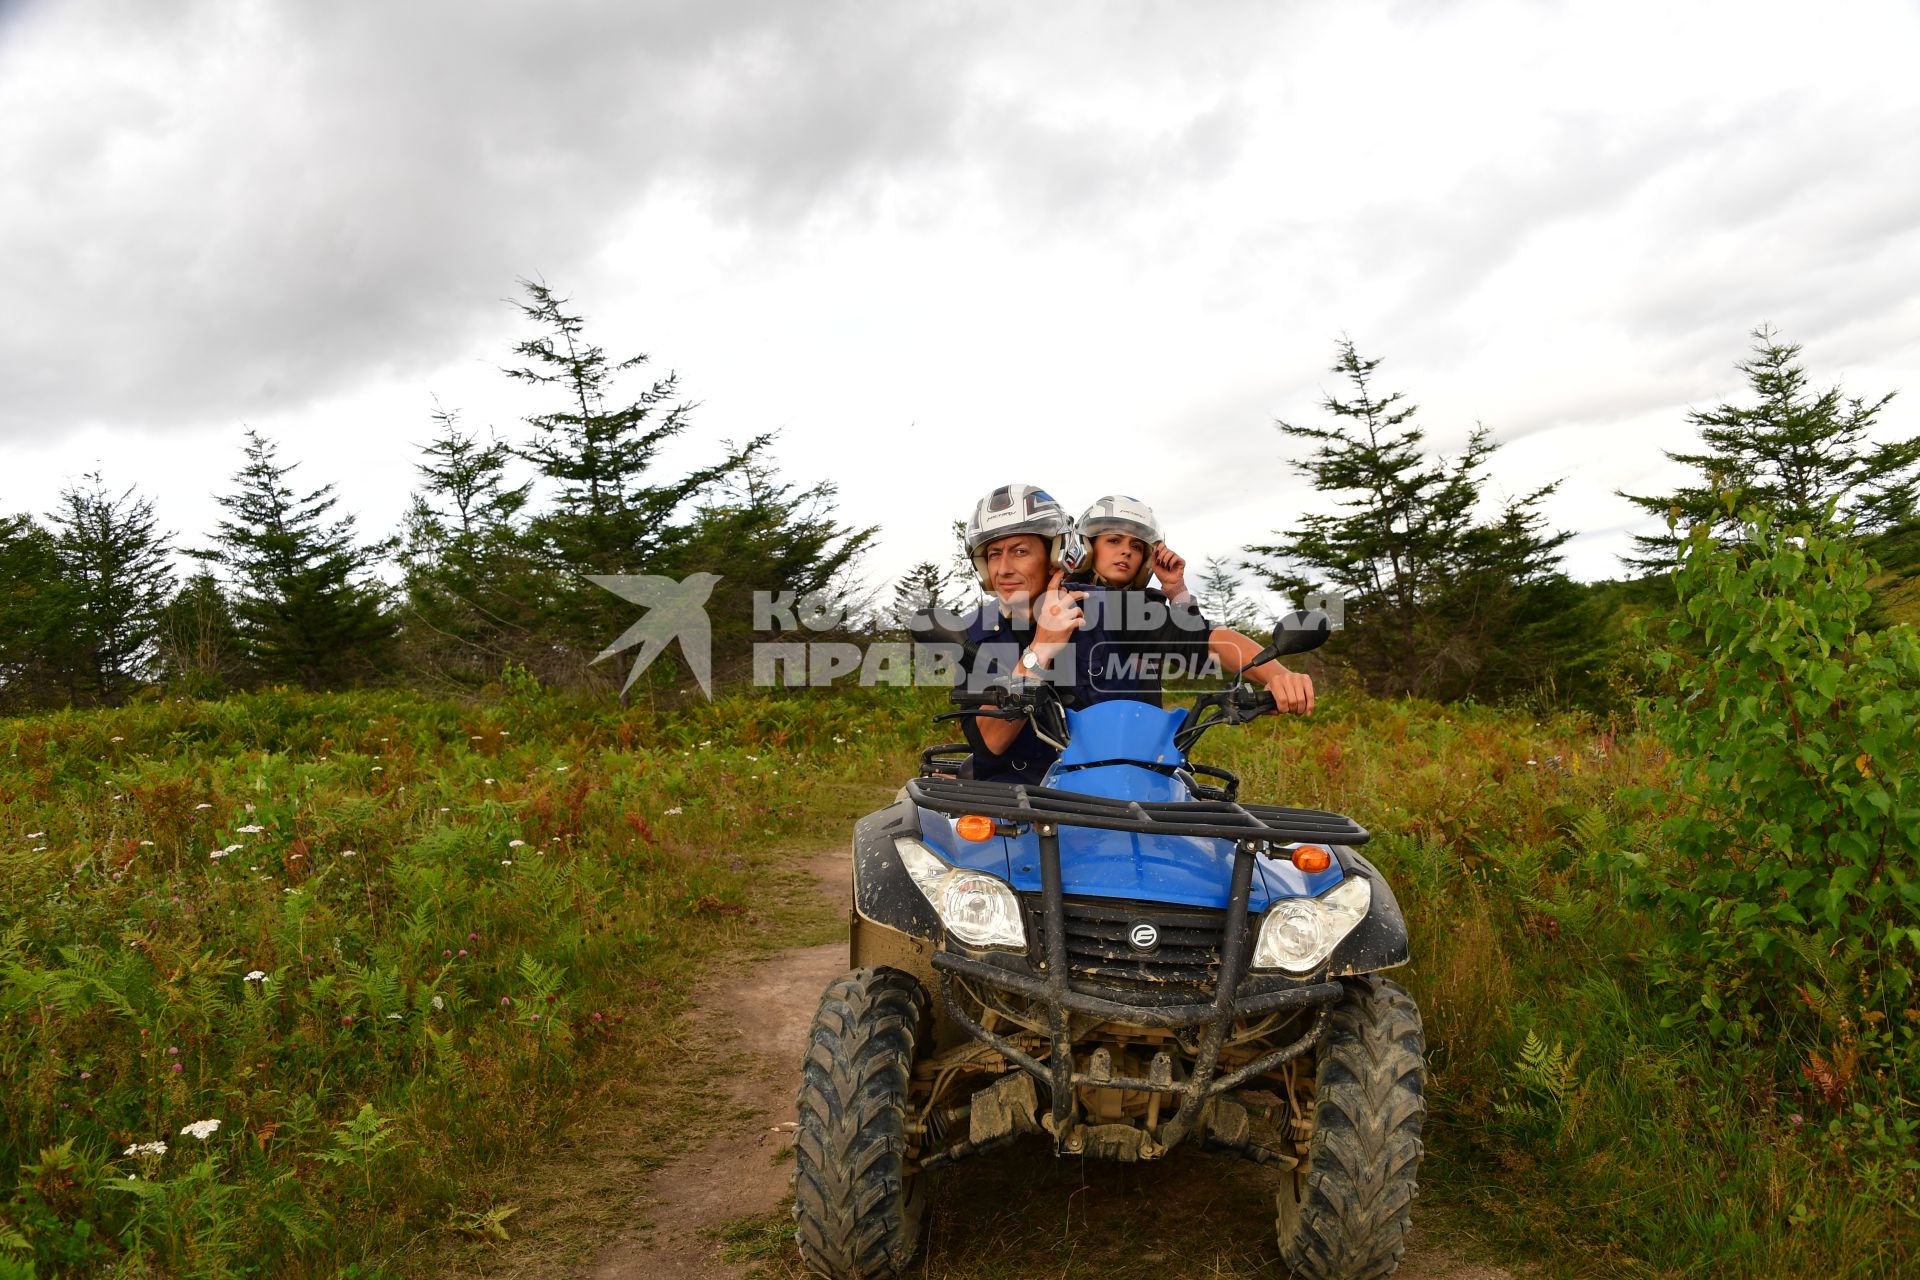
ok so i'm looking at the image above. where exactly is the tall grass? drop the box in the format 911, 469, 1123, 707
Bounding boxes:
0, 684, 932, 1277
5, 683, 1911, 1278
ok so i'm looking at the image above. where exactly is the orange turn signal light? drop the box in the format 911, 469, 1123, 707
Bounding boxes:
955, 815, 996, 842
1290, 844, 1332, 873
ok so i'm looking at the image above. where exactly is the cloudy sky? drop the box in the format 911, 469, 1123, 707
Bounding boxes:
5, 0, 1918, 601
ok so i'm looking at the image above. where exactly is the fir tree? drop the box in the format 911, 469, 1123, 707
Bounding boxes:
194, 430, 394, 688
891, 561, 956, 629
1621, 327, 1913, 569
0, 513, 65, 709
46, 473, 175, 702
1250, 338, 1575, 701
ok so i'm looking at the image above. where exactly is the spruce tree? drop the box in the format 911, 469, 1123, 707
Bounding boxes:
1250, 338, 1575, 701
892, 561, 956, 629
195, 430, 394, 687
1621, 327, 1913, 569
399, 405, 542, 682
46, 473, 175, 702
0, 513, 65, 709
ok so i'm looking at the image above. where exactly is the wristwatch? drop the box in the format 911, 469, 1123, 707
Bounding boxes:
1019, 647, 1041, 673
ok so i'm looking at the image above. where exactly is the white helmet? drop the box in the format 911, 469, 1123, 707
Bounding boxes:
965, 484, 1085, 589
1078, 495, 1164, 589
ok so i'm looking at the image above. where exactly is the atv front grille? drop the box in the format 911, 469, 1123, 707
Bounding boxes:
1029, 896, 1237, 991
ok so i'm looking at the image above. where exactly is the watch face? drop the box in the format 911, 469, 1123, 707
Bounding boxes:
1021, 649, 1038, 670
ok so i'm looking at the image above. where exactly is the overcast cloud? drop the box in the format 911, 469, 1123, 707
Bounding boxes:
4, 0, 1917, 593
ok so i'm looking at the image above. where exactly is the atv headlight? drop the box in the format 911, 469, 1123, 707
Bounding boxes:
893, 836, 1027, 949
1252, 875, 1371, 973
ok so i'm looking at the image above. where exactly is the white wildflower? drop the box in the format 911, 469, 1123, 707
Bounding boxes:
244, 970, 267, 982
833, 735, 846, 744
500, 859, 513, 866
26, 831, 46, 839
386, 1012, 403, 1020
483, 778, 495, 786
179, 1119, 221, 1141
125, 1140, 168, 1157
697, 740, 712, 748
431, 995, 445, 1011
110, 735, 125, 742
508, 839, 526, 848
371, 766, 383, 773
138, 840, 154, 847
340, 849, 356, 858
235, 824, 264, 834
209, 850, 229, 860
663, 807, 683, 816
193, 803, 212, 810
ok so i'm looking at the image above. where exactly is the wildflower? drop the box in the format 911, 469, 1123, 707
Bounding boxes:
168, 1046, 178, 1055
179, 1119, 221, 1141
663, 807, 683, 816
592, 1012, 602, 1022
288, 852, 303, 859
26, 831, 45, 839
458, 949, 468, 957
235, 824, 264, 834
431, 995, 445, 1011
508, 839, 526, 848
470, 734, 482, 740
530, 1013, 541, 1021
111, 735, 125, 742
484, 777, 495, 786
341, 850, 356, 858
386, 1013, 403, 1021
833, 735, 846, 744
468, 932, 478, 941
371, 766, 384, 773
439, 806, 451, 813
210, 849, 229, 860
194, 803, 212, 811
698, 740, 712, 748
442, 949, 451, 958
501, 860, 513, 866
138, 840, 154, 846
500, 996, 511, 1006
124, 1140, 168, 1157
170, 1063, 182, 1073
244, 971, 267, 982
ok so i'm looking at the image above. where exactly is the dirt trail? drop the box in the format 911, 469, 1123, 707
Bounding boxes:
586, 848, 851, 1279
582, 845, 1513, 1280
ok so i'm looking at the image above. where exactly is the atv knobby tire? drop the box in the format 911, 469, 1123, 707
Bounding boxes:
1276, 976, 1426, 1280
794, 967, 929, 1280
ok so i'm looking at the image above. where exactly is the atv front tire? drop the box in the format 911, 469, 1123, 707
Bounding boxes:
1276, 976, 1426, 1280
794, 967, 929, 1280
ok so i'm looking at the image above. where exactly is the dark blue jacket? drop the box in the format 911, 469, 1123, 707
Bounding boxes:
954, 601, 1114, 785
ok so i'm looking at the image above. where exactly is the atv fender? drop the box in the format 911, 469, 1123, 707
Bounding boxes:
1326, 845, 1411, 976
849, 799, 939, 987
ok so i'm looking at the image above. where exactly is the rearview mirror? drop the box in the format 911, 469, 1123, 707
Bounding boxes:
1246, 608, 1332, 667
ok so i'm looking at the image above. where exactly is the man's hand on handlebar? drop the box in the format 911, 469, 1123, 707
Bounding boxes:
1258, 666, 1315, 716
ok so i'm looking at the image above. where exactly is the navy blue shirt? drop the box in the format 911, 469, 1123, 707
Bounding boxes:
1073, 586, 1214, 709
953, 601, 1115, 785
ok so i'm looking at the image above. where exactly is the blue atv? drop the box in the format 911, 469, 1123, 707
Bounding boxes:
794, 615, 1425, 1280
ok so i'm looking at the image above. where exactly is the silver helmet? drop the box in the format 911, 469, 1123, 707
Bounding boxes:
964, 484, 1085, 589
1078, 494, 1164, 589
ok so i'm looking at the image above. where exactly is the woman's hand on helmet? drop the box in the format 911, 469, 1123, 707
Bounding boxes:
1151, 546, 1189, 599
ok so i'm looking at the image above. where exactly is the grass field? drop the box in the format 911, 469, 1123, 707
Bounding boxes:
3, 684, 1913, 1278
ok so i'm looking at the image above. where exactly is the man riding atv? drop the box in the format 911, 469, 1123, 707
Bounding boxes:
793, 483, 1425, 1280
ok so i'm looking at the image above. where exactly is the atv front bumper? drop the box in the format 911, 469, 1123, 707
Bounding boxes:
905, 778, 1363, 1156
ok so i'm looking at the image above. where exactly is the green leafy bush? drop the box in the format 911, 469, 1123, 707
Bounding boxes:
1631, 508, 1920, 1080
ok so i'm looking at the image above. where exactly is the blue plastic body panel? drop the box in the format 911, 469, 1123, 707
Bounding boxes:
914, 700, 1342, 907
